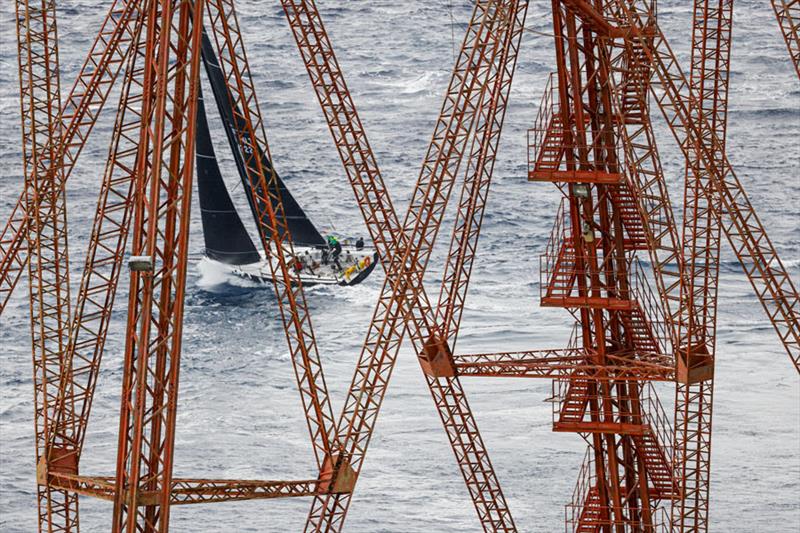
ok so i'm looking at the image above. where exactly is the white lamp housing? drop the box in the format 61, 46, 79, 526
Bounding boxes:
128, 255, 154, 272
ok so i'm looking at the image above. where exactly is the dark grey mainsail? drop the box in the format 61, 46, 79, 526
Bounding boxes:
196, 85, 261, 265
199, 31, 326, 248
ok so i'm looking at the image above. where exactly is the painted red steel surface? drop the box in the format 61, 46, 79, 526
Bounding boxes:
2, 0, 798, 532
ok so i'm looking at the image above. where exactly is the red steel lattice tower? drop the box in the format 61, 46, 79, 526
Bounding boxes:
527, 1, 679, 529
14, 1, 76, 530
671, 0, 733, 530
3, 0, 391, 530
3, 0, 799, 532
448, 0, 798, 531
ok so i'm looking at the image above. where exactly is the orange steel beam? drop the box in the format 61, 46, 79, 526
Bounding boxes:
1, 0, 148, 314
0, 209, 26, 312
302, 2, 527, 530
204, 0, 338, 471
435, 0, 525, 352
280, 1, 414, 512
604, 32, 685, 350
167, 478, 320, 505
612, 0, 800, 372
14, 1, 77, 530
110, 0, 204, 529
671, 1, 733, 531
453, 349, 675, 381
280, 0, 404, 260
50, 473, 320, 504
563, 0, 626, 36
772, 0, 800, 79
282, 0, 472, 525
414, 6, 526, 529
46, 0, 151, 482
284, 8, 521, 526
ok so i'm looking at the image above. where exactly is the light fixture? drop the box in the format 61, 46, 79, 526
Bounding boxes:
573, 183, 590, 199
128, 255, 154, 273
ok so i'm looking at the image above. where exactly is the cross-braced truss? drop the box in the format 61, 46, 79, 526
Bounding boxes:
1, 0, 797, 532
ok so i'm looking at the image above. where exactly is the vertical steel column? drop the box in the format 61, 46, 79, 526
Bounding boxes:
110, 0, 204, 530
672, 1, 733, 531
15, 1, 76, 530
47, 0, 151, 489
537, 2, 679, 530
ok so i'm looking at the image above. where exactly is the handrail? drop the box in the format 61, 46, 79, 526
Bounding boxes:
552, 379, 670, 432
565, 502, 669, 532
541, 198, 570, 288
630, 257, 671, 354
528, 71, 622, 177
642, 382, 675, 468
569, 447, 595, 509
527, 72, 556, 175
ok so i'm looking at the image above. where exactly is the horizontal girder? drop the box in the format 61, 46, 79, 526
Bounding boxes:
48, 473, 322, 505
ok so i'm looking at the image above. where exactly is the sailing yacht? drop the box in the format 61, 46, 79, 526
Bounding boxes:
195, 32, 378, 287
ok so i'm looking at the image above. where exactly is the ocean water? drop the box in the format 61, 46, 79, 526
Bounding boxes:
1, 1, 798, 532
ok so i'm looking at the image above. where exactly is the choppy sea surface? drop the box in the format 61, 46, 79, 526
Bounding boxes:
1, 1, 798, 531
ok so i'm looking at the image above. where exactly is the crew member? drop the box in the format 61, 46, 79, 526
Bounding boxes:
304, 250, 317, 274
355, 237, 364, 250
327, 235, 343, 271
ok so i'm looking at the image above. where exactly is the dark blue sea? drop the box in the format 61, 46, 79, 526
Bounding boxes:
1, 1, 798, 531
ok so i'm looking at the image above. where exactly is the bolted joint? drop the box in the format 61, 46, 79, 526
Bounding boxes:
676, 343, 714, 385
318, 454, 356, 495
37, 447, 78, 485
418, 334, 456, 378
123, 488, 161, 507
36, 456, 48, 486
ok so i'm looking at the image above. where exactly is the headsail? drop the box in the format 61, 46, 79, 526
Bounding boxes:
200, 31, 326, 248
196, 85, 261, 265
